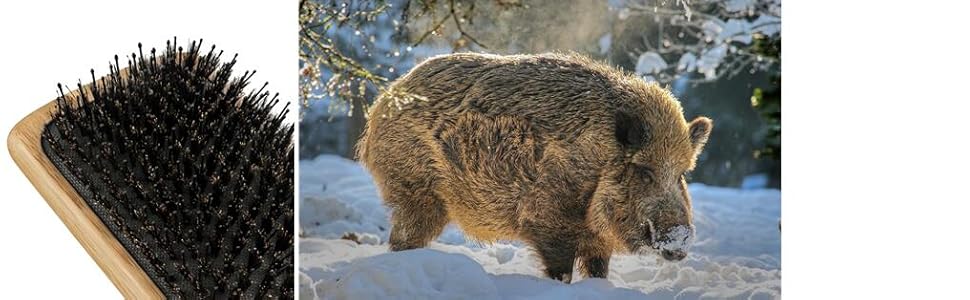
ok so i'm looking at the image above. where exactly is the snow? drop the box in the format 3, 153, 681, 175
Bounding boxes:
677, 52, 698, 72
313, 249, 501, 299
300, 155, 390, 240
723, 0, 782, 16
752, 15, 782, 36
724, 0, 755, 13
634, 52, 668, 75
598, 33, 612, 55
701, 15, 781, 46
721, 19, 755, 44
697, 44, 728, 80
655, 225, 694, 253
300, 155, 781, 299
741, 173, 770, 190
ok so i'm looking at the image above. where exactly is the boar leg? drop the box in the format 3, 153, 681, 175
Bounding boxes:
524, 227, 578, 283
385, 182, 449, 251
577, 235, 611, 278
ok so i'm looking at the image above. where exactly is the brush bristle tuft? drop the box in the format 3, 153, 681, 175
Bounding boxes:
43, 40, 293, 299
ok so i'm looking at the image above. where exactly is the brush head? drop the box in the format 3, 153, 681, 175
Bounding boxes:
42, 39, 293, 298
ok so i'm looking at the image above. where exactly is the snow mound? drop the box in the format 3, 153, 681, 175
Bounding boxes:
302, 240, 653, 300
300, 155, 781, 299
299, 155, 390, 240
313, 249, 500, 300
299, 154, 472, 246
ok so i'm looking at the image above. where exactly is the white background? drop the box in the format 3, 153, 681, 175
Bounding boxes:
785, 0, 970, 298
0, 0, 296, 298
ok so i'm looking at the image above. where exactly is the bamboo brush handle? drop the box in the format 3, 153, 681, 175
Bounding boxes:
7, 83, 164, 299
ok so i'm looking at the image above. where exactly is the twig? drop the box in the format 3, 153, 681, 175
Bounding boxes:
411, 10, 453, 46
449, 0, 488, 49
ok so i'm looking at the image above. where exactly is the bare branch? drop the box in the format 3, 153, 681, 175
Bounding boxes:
448, 0, 488, 49
411, 11, 453, 47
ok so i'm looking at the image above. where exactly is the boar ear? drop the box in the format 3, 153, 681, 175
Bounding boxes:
688, 117, 713, 155
615, 111, 650, 149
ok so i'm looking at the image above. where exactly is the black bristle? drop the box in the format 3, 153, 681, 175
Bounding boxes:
41, 40, 293, 299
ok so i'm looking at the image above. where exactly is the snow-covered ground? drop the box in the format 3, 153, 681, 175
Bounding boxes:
300, 155, 781, 299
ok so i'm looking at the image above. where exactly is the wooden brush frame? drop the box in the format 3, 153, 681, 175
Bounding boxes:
7, 75, 164, 299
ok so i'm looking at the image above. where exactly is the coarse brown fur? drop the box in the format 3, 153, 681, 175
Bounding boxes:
357, 52, 713, 282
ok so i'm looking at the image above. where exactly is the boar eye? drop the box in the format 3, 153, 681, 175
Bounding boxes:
637, 166, 655, 182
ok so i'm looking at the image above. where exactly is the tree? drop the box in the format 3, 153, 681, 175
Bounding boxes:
299, 0, 512, 158
299, 0, 395, 116
299, 0, 510, 116
749, 33, 780, 160
620, 0, 781, 85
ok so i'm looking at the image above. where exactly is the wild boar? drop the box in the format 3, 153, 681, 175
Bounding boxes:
357, 52, 713, 282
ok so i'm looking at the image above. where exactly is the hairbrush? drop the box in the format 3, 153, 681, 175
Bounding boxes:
7, 39, 294, 298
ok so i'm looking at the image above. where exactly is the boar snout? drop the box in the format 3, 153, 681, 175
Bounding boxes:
661, 249, 687, 261
653, 225, 695, 261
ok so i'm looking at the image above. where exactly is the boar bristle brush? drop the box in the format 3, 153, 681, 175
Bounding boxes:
7, 39, 294, 299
